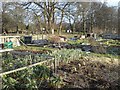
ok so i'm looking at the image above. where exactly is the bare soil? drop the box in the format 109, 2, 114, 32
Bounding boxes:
56, 57, 119, 89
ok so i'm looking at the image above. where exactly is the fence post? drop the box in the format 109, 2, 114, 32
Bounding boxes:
0, 52, 2, 89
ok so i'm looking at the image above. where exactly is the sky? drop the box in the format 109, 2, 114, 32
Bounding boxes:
0, 0, 119, 9
0, 0, 119, 6
107, 0, 120, 6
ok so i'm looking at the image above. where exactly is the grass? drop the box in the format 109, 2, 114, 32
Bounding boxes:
98, 39, 120, 46
67, 39, 89, 45
14, 46, 55, 52
89, 52, 119, 59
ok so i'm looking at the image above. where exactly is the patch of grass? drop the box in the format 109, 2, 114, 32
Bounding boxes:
99, 39, 120, 46
67, 39, 89, 45
89, 52, 119, 59
14, 46, 55, 52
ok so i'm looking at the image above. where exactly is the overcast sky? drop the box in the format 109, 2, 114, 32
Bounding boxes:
0, 0, 119, 7
107, 0, 120, 6
107, 0, 119, 6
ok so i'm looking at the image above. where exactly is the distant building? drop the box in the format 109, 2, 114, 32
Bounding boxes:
67, 29, 72, 33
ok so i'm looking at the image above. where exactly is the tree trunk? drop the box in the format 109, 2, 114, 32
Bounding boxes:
59, 10, 64, 35
16, 25, 19, 34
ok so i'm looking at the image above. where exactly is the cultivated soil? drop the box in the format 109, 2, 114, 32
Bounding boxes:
56, 56, 119, 89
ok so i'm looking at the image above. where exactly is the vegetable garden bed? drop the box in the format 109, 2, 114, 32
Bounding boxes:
57, 59, 119, 89
1, 49, 119, 89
